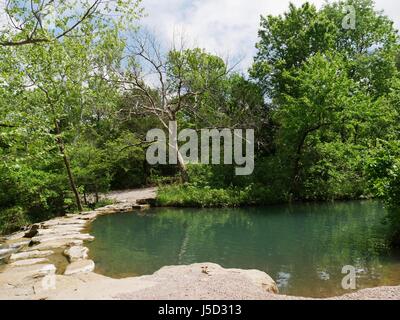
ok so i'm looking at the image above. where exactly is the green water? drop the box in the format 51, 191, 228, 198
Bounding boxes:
87, 201, 400, 297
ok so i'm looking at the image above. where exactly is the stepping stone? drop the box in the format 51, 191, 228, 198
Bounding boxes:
26, 239, 83, 251
10, 258, 50, 267
63, 246, 89, 262
64, 260, 95, 275
1, 264, 56, 280
36, 229, 81, 237
4, 231, 27, 241
0, 248, 16, 262
31, 234, 94, 245
40, 225, 85, 233
9, 250, 54, 262
43, 219, 87, 227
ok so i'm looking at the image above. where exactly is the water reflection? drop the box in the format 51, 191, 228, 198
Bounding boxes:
87, 201, 400, 297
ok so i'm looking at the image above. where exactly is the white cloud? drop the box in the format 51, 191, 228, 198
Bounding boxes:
141, 0, 400, 71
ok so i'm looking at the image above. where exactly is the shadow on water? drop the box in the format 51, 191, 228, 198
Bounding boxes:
87, 200, 400, 298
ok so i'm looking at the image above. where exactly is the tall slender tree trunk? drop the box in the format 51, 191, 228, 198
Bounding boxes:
177, 149, 189, 183
54, 119, 83, 212
167, 115, 189, 183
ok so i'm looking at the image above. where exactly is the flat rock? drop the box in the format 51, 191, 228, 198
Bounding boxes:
48, 262, 279, 300
0, 240, 30, 261
6, 239, 31, 249
1, 263, 56, 281
4, 231, 27, 241
80, 211, 98, 216
31, 234, 94, 244
64, 260, 95, 275
0, 264, 57, 298
43, 219, 87, 227
0, 248, 16, 261
36, 229, 82, 237
63, 246, 89, 262
26, 239, 83, 251
39, 225, 85, 233
10, 258, 49, 267
9, 250, 54, 262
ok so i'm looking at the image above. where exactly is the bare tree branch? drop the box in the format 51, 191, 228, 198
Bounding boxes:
0, 0, 101, 47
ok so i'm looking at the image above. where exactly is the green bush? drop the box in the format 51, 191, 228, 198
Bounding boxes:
0, 207, 30, 235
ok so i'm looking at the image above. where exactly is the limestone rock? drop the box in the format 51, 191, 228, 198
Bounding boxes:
0, 264, 56, 281
63, 246, 89, 262
43, 219, 87, 227
0, 248, 16, 261
4, 231, 27, 241
26, 239, 83, 251
10, 258, 49, 267
31, 233, 94, 245
226, 268, 279, 294
64, 259, 95, 275
0, 264, 56, 297
9, 250, 54, 262
38, 225, 84, 235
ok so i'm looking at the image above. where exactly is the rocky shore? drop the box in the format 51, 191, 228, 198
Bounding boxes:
0, 187, 399, 300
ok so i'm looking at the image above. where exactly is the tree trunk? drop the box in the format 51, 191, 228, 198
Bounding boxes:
290, 123, 331, 198
54, 119, 83, 212
290, 132, 307, 198
177, 149, 189, 183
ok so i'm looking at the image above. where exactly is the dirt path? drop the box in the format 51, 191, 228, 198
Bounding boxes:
105, 187, 157, 203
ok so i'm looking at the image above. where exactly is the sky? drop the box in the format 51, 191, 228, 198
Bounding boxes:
141, 0, 400, 71
0, 0, 398, 71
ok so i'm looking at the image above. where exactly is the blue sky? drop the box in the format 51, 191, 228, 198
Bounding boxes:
141, 0, 400, 71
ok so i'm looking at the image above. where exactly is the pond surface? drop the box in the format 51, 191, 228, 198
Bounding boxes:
87, 201, 400, 297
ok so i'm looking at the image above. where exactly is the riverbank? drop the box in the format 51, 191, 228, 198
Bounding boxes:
0, 188, 399, 300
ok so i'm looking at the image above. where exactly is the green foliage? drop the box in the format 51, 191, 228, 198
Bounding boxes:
366, 141, 400, 245
0, 207, 29, 235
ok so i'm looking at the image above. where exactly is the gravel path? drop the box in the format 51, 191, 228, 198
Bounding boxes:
105, 187, 157, 203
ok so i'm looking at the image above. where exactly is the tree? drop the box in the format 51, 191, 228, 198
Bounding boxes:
251, 0, 400, 200
252, 0, 399, 101
0, 0, 142, 47
0, 1, 142, 213
109, 34, 234, 182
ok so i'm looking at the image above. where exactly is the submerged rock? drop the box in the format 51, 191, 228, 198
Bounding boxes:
64, 259, 95, 275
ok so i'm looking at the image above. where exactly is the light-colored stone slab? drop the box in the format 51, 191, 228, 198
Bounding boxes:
10, 258, 49, 267
4, 231, 27, 241
31, 233, 94, 244
63, 246, 89, 262
1, 263, 56, 280
9, 250, 54, 262
64, 260, 95, 275
26, 239, 83, 251
43, 219, 87, 227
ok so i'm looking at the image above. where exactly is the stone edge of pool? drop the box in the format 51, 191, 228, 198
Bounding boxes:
0, 187, 399, 300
